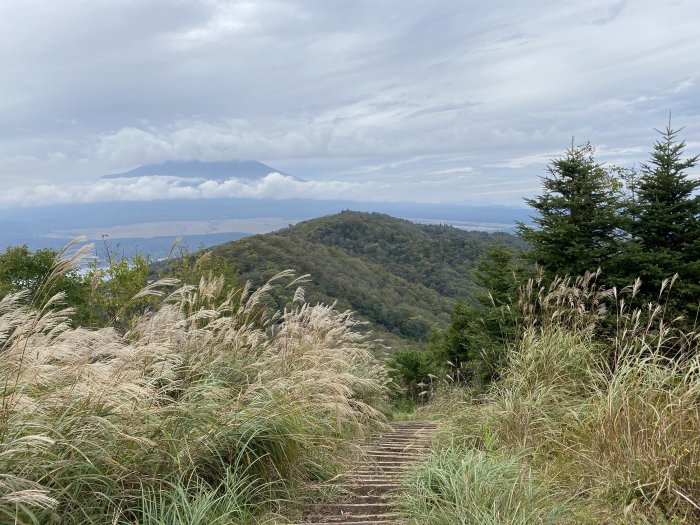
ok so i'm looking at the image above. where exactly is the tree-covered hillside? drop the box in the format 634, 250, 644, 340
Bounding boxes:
210, 211, 524, 344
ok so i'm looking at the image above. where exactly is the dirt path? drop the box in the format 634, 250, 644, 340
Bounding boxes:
289, 421, 437, 525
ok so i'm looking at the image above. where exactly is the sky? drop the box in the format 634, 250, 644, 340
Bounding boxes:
1, 0, 699, 207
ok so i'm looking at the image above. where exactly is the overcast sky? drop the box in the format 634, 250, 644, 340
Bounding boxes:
1, 0, 699, 207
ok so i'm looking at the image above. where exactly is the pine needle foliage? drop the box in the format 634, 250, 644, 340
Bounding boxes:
623, 122, 700, 312
518, 143, 622, 278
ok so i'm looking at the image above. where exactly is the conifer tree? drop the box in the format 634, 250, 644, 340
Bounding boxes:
518, 143, 622, 277
626, 123, 700, 311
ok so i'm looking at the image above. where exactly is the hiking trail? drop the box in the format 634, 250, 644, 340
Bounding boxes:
289, 421, 437, 525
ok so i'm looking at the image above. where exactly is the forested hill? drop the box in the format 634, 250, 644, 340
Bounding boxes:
210, 211, 524, 345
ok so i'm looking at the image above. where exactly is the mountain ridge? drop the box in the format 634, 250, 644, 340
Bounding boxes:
207, 211, 525, 347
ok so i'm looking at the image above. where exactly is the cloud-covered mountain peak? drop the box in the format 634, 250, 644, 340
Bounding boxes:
103, 160, 293, 181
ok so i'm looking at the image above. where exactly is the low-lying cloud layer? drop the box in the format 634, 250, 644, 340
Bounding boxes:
1, 172, 533, 208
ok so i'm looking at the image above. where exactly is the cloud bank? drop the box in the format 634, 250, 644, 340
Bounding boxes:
1, 172, 531, 208
0, 0, 698, 205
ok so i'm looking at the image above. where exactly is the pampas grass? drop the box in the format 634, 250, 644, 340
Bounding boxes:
403, 272, 700, 524
398, 445, 585, 525
0, 245, 388, 524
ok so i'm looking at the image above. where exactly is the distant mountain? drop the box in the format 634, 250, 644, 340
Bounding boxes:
0, 198, 532, 261
103, 160, 293, 181
202, 211, 526, 347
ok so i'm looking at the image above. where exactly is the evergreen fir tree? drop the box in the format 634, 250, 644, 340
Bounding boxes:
473, 243, 523, 308
472, 243, 528, 349
518, 143, 622, 277
433, 302, 496, 383
627, 123, 700, 312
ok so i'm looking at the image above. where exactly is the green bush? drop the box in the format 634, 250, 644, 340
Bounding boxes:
387, 349, 438, 400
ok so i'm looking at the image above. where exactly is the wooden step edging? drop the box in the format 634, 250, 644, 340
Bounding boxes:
288, 421, 437, 525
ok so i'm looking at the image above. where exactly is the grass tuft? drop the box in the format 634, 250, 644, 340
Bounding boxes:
398, 444, 586, 525
0, 248, 388, 523
404, 272, 700, 524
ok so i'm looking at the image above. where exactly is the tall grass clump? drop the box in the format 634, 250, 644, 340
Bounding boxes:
404, 271, 700, 524
0, 245, 388, 524
398, 444, 583, 525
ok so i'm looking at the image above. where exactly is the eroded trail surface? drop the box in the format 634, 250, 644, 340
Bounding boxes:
291, 421, 437, 525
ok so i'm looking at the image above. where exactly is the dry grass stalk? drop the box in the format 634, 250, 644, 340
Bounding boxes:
0, 247, 388, 524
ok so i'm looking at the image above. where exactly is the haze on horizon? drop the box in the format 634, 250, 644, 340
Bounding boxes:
1, 0, 699, 208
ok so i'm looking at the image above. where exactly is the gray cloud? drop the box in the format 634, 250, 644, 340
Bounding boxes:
0, 171, 531, 207
1, 0, 699, 203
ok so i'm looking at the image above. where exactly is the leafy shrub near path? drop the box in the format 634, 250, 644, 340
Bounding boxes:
0, 249, 388, 524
